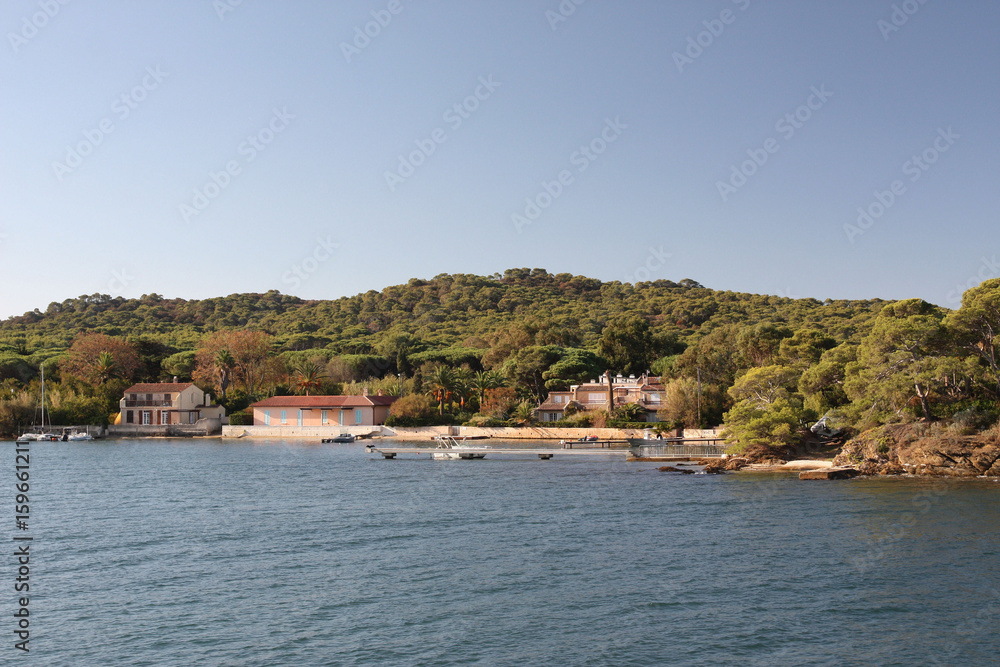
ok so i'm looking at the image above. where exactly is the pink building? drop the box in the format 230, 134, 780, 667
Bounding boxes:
249, 395, 397, 427
536, 373, 665, 422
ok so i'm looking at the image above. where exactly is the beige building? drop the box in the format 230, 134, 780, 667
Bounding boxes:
536, 373, 665, 422
119, 382, 226, 426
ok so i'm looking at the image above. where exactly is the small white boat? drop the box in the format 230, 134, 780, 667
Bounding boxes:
67, 432, 94, 441
432, 436, 489, 460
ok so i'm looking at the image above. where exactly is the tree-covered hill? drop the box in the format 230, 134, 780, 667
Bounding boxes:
0, 268, 886, 362
7, 268, 1000, 448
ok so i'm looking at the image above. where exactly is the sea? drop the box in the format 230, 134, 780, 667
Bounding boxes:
9, 438, 1000, 666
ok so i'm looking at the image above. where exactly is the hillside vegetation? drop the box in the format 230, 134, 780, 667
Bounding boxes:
3, 268, 998, 449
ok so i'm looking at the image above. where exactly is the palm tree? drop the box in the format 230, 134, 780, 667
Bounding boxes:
613, 401, 647, 423
469, 370, 505, 409
452, 368, 474, 411
425, 366, 456, 415
511, 400, 537, 425
214, 349, 234, 400
93, 351, 117, 384
293, 360, 326, 396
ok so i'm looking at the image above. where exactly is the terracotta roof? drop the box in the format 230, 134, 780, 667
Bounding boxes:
574, 384, 607, 391
367, 396, 397, 406
250, 395, 398, 409
125, 383, 195, 393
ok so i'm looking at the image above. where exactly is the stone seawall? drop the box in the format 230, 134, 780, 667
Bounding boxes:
221, 425, 389, 438
110, 418, 222, 437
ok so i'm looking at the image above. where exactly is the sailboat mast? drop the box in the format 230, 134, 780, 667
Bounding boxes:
40, 363, 46, 430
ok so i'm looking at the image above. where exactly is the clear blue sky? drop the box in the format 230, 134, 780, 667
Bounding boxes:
2, 0, 997, 319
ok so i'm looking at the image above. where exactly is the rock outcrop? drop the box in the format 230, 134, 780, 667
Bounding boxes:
834, 424, 1000, 477
798, 466, 859, 480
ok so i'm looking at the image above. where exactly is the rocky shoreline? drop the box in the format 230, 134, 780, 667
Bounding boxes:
700, 423, 1000, 478
831, 423, 1000, 477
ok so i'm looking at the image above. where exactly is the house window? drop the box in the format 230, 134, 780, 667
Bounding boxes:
321, 410, 328, 425
160, 411, 170, 425
126, 410, 134, 424
142, 411, 151, 425
146, 394, 153, 403
339, 411, 345, 426
355, 409, 363, 424
129, 394, 137, 401
297, 410, 304, 426
588, 393, 604, 403
280, 410, 287, 425
189, 412, 197, 424
264, 410, 270, 425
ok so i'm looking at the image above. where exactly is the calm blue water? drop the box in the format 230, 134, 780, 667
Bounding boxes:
10, 439, 1000, 666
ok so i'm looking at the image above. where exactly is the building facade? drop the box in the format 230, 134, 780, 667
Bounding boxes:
118, 382, 226, 426
536, 373, 665, 422
249, 394, 397, 427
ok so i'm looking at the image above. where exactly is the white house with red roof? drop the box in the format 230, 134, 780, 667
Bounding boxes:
249, 393, 397, 427
118, 382, 226, 428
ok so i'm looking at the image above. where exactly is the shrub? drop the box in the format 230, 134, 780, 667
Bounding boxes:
481, 387, 518, 418
564, 412, 595, 428
464, 414, 507, 427
228, 411, 253, 426
388, 394, 437, 421
607, 420, 657, 429
951, 405, 998, 433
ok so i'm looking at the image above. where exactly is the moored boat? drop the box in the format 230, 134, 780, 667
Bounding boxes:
432, 435, 489, 460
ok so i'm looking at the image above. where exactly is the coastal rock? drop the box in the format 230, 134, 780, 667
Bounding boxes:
658, 466, 694, 474
722, 457, 748, 471
700, 460, 727, 474
799, 466, 859, 480
835, 423, 1000, 477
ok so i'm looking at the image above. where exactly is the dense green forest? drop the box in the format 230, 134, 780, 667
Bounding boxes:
3, 268, 998, 449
